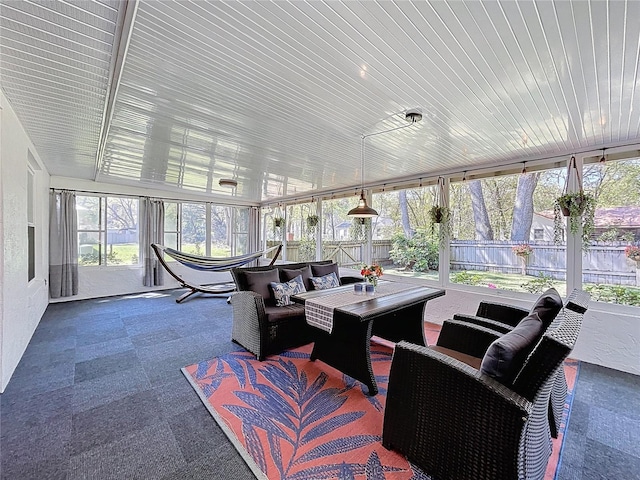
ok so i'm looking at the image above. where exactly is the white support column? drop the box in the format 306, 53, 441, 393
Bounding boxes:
205, 203, 211, 256
566, 156, 584, 291
315, 200, 323, 261
439, 177, 451, 286
364, 189, 373, 265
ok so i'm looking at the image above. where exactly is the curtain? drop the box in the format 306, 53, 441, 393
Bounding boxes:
141, 197, 165, 286
248, 207, 261, 266
49, 190, 78, 298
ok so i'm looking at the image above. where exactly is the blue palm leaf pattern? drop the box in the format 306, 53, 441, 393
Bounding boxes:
279, 350, 311, 359
365, 451, 385, 479
222, 356, 247, 388
338, 462, 356, 480
225, 404, 290, 440
242, 422, 267, 473
234, 389, 297, 431
300, 388, 347, 427
287, 462, 405, 480
294, 435, 380, 463
267, 431, 285, 479
300, 411, 365, 444
410, 463, 433, 479
300, 371, 329, 404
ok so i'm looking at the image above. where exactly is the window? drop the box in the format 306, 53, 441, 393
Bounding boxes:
164, 202, 179, 250
181, 203, 206, 255
285, 202, 317, 261
321, 196, 364, 267
77, 195, 139, 266
582, 156, 640, 306
449, 167, 566, 295
27, 166, 35, 281
372, 186, 440, 281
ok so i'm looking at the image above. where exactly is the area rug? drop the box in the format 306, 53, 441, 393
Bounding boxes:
183, 334, 577, 480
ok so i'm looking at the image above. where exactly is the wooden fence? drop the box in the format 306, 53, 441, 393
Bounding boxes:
269, 240, 639, 286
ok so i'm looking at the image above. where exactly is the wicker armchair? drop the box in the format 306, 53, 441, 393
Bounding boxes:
230, 261, 361, 360
445, 289, 589, 438
382, 290, 589, 480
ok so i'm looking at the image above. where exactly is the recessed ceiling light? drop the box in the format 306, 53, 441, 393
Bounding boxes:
219, 178, 238, 188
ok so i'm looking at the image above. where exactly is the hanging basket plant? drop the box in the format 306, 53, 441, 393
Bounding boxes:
429, 205, 448, 224
273, 217, 285, 229
553, 156, 596, 251
306, 215, 319, 228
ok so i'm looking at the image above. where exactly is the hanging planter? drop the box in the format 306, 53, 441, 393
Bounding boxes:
553, 156, 596, 251
430, 178, 452, 249
306, 215, 319, 228
429, 205, 447, 224
273, 217, 285, 228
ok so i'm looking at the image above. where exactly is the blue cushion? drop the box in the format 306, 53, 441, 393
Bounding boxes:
311, 263, 341, 284
310, 272, 340, 290
270, 275, 306, 307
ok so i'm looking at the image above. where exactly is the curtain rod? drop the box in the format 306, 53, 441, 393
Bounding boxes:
49, 188, 258, 208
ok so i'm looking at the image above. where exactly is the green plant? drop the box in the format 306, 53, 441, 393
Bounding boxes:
273, 217, 285, 229
349, 217, 371, 242
585, 284, 640, 306
553, 192, 596, 251
389, 230, 438, 272
306, 215, 319, 228
520, 272, 555, 293
451, 271, 482, 285
598, 228, 634, 243
428, 206, 451, 249
298, 236, 316, 261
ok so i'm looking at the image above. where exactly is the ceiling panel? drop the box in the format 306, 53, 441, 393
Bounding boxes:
1, 0, 638, 204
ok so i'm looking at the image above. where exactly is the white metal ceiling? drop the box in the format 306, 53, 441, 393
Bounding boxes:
2, 0, 639, 204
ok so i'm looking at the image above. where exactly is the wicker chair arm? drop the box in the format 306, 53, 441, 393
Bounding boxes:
452, 313, 513, 334
383, 341, 531, 480
435, 319, 502, 358
476, 301, 529, 326
230, 291, 267, 322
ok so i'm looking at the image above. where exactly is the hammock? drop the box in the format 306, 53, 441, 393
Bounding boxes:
151, 243, 282, 303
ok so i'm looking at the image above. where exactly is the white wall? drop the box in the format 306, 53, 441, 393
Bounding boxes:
418, 282, 640, 376
0, 91, 50, 392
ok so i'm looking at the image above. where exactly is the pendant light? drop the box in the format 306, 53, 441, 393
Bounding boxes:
347, 136, 379, 217
348, 108, 422, 218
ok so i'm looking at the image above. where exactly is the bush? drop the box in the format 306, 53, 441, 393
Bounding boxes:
451, 271, 482, 285
585, 284, 640, 306
389, 229, 438, 272
521, 272, 555, 293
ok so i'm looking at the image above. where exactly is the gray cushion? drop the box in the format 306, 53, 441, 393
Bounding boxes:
243, 269, 280, 306
280, 265, 313, 291
264, 304, 306, 322
311, 263, 341, 284
480, 312, 544, 385
529, 287, 563, 328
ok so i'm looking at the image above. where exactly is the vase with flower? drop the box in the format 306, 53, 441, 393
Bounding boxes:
360, 263, 383, 292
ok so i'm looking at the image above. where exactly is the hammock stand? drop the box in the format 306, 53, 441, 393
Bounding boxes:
151, 243, 282, 303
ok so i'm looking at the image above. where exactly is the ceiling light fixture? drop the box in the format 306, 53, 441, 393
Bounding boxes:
348, 108, 422, 218
219, 178, 237, 188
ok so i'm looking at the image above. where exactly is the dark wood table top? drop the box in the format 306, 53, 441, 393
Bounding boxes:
292, 283, 445, 321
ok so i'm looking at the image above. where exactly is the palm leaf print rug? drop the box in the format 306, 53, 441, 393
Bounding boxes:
182, 341, 576, 480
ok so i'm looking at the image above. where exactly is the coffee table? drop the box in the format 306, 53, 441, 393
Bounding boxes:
291, 283, 445, 395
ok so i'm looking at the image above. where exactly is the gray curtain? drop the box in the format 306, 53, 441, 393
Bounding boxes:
141, 197, 165, 286
49, 190, 78, 298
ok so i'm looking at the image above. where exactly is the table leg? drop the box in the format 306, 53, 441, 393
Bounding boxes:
309, 317, 378, 396
371, 300, 428, 346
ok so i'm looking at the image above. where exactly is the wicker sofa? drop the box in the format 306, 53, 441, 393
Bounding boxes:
230, 260, 362, 360
382, 289, 589, 480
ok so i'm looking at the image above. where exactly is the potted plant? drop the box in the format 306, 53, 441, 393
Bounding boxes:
512, 243, 533, 275
273, 217, 285, 228
429, 205, 451, 249
306, 215, 319, 228
625, 245, 640, 262
553, 192, 596, 250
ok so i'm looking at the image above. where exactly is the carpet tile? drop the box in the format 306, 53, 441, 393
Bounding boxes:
0, 288, 637, 480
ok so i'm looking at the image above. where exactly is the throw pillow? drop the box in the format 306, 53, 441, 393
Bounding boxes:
310, 272, 340, 290
529, 287, 563, 328
310, 263, 341, 284
270, 275, 306, 307
243, 269, 280, 305
281, 265, 313, 291
479, 312, 544, 385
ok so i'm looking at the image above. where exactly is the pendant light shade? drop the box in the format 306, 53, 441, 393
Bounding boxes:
347, 190, 378, 217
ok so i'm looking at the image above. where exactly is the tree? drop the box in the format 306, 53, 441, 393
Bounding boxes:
511, 172, 540, 241
468, 180, 494, 240
398, 190, 414, 238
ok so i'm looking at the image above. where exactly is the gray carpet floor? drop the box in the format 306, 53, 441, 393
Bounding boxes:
1, 289, 638, 479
